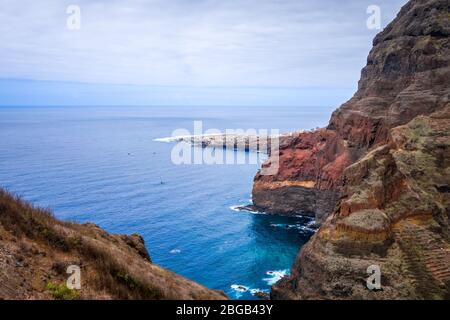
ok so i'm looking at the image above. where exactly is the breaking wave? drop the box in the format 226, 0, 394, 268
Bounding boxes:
263, 269, 289, 285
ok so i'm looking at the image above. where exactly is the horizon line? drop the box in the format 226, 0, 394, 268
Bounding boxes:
0, 77, 356, 91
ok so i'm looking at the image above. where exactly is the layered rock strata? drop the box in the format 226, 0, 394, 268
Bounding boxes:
256, 0, 450, 299
252, 0, 449, 226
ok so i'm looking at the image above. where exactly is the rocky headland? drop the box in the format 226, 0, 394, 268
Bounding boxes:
155, 132, 294, 153
253, 0, 449, 226
251, 0, 449, 299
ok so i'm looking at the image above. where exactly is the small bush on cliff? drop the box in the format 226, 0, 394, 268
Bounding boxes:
46, 282, 80, 300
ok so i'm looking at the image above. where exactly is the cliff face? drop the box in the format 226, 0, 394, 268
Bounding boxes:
256, 0, 450, 299
273, 110, 450, 299
0, 189, 227, 300
253, 0, 449, 224
253, 129, 356, 222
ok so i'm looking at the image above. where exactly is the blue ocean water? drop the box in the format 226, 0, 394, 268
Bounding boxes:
0, 105, 332, 299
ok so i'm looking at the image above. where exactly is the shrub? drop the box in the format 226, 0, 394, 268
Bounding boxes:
46, 282, 80, 300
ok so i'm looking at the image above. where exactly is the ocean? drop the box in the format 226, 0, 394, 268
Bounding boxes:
0, 105, 333, 299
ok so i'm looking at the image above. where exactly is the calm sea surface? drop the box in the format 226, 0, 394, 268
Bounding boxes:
0, 105, 332, 299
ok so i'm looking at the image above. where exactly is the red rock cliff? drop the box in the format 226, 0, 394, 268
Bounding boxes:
256, 0, 449, 299
252, 0, 449, 225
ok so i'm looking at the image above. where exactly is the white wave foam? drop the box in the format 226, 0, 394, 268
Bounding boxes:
306, 220, 317, 228
153, 135, 187, 143
263, 269, 289, 285
270, 223, 317, 233
250, 288, 269, 296
229, 205, 242, 212
169, 249, 181, 254
230, 284, 249, 293
229, 204, 263, 215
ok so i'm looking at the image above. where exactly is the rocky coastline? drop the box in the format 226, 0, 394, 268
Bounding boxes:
1, 0, 448, 301
250, 0, 450, 299
155, 132, 297, 153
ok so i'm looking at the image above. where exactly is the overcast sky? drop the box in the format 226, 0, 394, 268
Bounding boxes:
0, 0, 408, 106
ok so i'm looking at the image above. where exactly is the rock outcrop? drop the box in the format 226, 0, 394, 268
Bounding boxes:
255, 0, 450, 299
253, 0, 449, 225
273, 110, 450, 299
0, 189, 227, 300
252, 129, 356, 222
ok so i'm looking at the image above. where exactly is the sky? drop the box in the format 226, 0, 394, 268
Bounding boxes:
0, 0, 408, 107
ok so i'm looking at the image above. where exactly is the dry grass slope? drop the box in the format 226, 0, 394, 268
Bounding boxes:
0, 189, 227, 300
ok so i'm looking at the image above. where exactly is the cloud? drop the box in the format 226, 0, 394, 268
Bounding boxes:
0, 0, 408, 88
